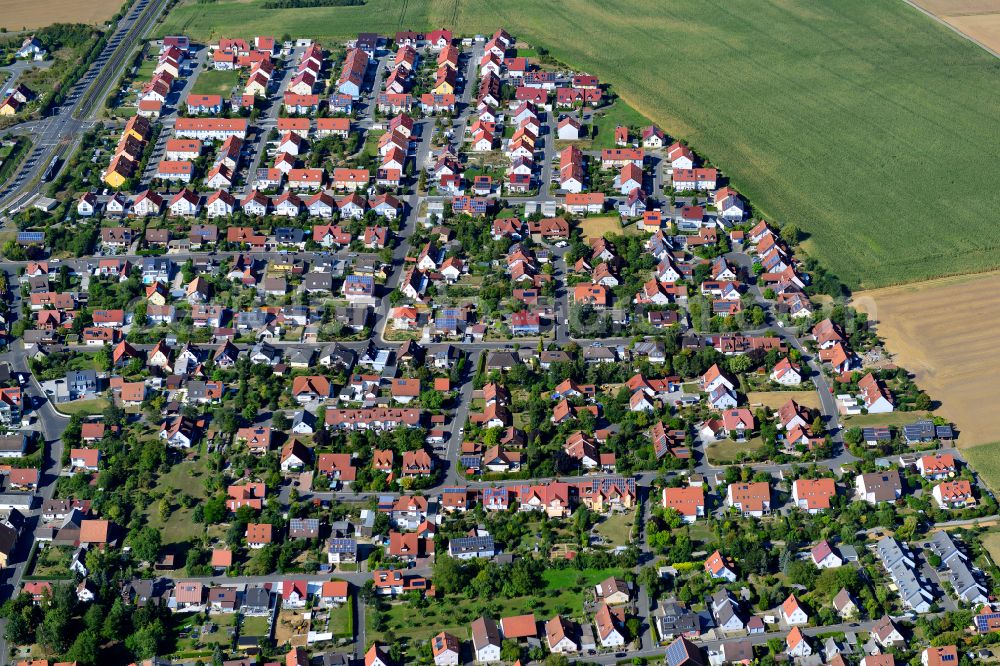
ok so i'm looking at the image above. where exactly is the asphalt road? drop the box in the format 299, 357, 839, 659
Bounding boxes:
0, 340, 70, 663
0, 0, 171, 216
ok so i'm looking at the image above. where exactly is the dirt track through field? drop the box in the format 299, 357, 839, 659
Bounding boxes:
853, 271, 1000, 447
0, 0, 123, 30
909, 0, 1000, 54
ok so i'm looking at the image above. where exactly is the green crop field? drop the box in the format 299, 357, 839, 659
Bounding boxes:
964, 442, 1000, 494
156, 0, 1000, 289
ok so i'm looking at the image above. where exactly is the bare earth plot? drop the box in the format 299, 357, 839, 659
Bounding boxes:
0, 0, 123, 30
578, 216, 644, 242
853, 271, 1000, 448
747, 390, 820, 411
910, 0, 1000, 53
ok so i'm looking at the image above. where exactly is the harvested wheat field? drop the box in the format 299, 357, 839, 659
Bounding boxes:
912, 0, 1000, 13
910, 0, 1000, 53
0, 0, 123, 30
853, 271, 1000, 447
945, 13, 1000, 51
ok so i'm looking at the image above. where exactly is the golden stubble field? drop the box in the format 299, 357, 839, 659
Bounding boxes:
853, 271, 1000, 448
747, 391, 820, 411
0, 0, 123, 30
910, 0, 1000, 53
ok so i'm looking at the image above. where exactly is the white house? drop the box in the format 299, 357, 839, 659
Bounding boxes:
701, 364, 735, 393
471, 617, 502, 663
810, 540, 843, 569
77, 193, 98, 217
770, 358, 802, 386
546, 616, 579, 654
781, 595, 809, 626
786, 627, 812, 658
168, 190, 199, 217
433, 632, 461, 666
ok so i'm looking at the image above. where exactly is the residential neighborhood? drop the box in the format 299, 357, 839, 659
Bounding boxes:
0, 20, 994, 666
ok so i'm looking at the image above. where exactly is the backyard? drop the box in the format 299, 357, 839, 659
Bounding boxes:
26, 545, 75, 580
705, 437, 767, 465
370, 566, 625, 644
170, 612, 237, 656
275, 609, 310, 647
140, 456, 212, 546
55, 397, 110, 417
588, 100, 654, 149
593, 509, 635, 548
240, 614, 272, 640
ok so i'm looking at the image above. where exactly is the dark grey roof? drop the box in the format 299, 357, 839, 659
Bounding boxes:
485, 351, 520, 368
242, 586, 271, 609
293, 410, 316, 429
657, 600, 700, 636
275, 227, 307, 243
288, 348, 314, 364
903, 420, 935, 441
289, 517, 320, 537
327, 538, 357, 555
449, 534, 495, 555
0, 522, 17, 555
304, 271, 335, 291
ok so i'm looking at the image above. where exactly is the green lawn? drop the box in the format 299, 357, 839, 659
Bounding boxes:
594, 510, 635, 548
157, 0, 1000, 289
842, 410, 933, 429
685, 521, 714, 544
240, 614, 271, 638
540, 567, 623, 590
141, 457, 211, 545
371, 567, 625, 644
172, 613, 237, 653
27, 545, 75, 579
589, 100, 653, 149
190, 69, 240, 96
55, 398, 109, 417
330, 597, 354, 639
705, 437, 767, 465
361, 129, 384, 159
135, 56, 158, 81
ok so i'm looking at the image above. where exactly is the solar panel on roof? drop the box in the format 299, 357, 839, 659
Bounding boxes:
665, 639, 692, 666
